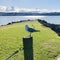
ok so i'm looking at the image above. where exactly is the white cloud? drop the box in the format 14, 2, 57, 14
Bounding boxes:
0, 5, 60, 12
0, 6, 7, 11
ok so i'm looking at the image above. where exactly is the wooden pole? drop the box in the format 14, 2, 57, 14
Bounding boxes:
23, 36, 34, 60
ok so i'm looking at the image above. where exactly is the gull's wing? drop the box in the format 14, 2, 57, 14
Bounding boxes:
28, 27, 39, 32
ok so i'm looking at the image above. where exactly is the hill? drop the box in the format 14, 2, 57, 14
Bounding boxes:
0, 20, 60, 60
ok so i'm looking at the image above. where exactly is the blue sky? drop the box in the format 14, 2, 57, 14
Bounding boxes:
0, 0, 60, 9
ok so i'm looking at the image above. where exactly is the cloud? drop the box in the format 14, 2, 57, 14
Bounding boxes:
0, 6, 7, 11
0, 5, 60, 12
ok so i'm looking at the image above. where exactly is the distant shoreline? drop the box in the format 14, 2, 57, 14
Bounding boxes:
0, 12, 60, 16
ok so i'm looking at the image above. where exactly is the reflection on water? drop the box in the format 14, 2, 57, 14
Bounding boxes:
0, 16, 60, 26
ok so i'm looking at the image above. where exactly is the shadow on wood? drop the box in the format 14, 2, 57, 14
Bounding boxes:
23, 36, 34, 60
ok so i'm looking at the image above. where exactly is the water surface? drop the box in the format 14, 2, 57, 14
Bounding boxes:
0, 16, 60, 26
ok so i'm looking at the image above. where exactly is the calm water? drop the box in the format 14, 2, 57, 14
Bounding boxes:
0, 16, 60, 26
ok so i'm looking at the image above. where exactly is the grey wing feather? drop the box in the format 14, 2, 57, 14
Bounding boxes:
25, 25, 40, 32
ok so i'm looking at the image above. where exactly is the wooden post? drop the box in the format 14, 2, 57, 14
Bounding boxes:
23, 36, 34, 60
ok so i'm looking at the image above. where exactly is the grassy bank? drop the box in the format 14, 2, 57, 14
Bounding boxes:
0, 20, 60, 60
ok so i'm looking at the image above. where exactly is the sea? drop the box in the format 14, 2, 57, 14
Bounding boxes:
0, 16, 60, 26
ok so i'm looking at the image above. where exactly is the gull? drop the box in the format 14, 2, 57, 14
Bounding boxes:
25, 25, 40, 37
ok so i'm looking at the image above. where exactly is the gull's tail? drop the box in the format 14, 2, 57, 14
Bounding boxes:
34, 30, 40, 32
29, 30, 40, 37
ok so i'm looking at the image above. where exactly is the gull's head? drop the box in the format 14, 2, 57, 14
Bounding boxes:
25, 24, 29, 27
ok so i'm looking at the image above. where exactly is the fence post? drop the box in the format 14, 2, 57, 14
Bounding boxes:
23, 36, 34, 60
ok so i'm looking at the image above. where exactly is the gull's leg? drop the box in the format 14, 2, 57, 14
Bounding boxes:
30, 32, 31, 37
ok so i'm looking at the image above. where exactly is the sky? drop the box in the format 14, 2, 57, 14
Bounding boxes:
0, 0, 60, 10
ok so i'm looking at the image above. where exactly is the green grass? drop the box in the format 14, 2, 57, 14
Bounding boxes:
0, 20, 60, 60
